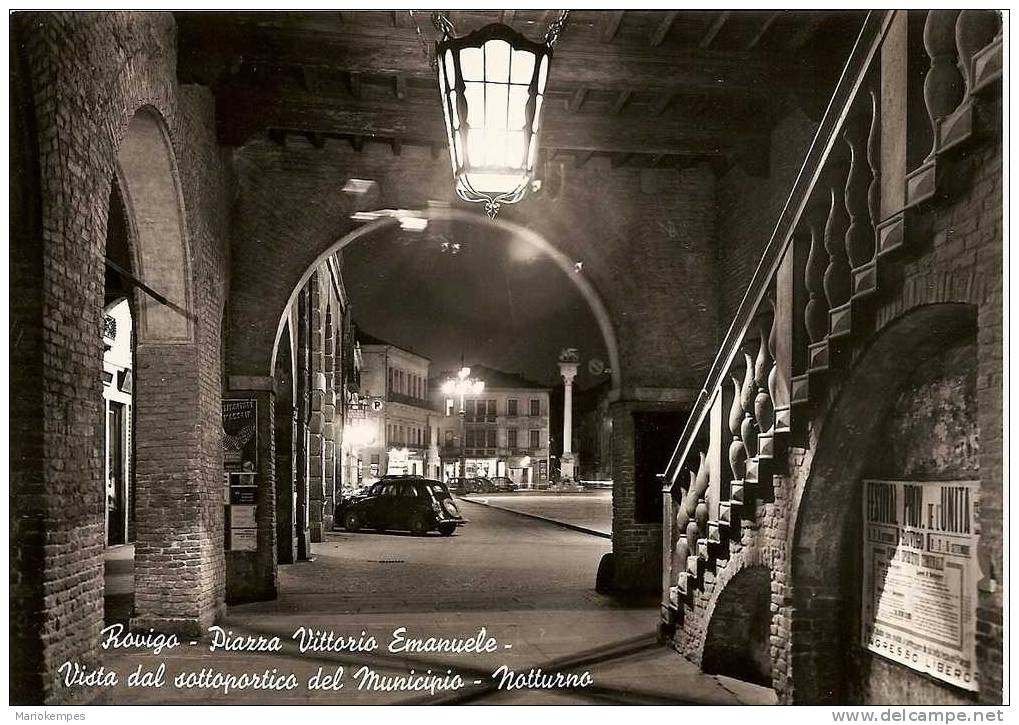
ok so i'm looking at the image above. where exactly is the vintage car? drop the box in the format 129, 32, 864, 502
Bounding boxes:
339, 477, 466, 536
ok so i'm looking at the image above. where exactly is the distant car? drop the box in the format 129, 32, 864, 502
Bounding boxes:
449, 477, 492, 495
339, 478, 465, 536
489, 476, 518, 492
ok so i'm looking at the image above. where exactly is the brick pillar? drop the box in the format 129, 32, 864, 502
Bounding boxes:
133, 342, 228, 629
273, 319, 297, 565
295, 287, 312, 560
307, 276, 326, 543
322, 308, 337, 532
223, 383, 278, 604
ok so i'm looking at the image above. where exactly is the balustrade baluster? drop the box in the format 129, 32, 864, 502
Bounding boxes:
823, 179, 852, 312
844, 108, 874, 270
755, 300, 776, 438
727, 374, 747, 480
803, 218, 828, 345
866, 89, 881, 232
739, 352, 758, 459
956, 11, 998, 99
922, 10, 964, 159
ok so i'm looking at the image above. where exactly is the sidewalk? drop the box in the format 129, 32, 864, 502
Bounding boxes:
459, 491, 612, 538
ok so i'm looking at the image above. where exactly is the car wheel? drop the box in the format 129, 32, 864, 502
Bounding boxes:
344, 511, 362, 532
409, 514, 430, 536
438, 523, 456, 537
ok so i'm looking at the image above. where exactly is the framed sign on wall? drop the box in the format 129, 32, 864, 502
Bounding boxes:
861, 479, 981, 692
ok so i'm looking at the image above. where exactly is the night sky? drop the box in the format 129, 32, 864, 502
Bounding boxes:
343, 220, 610, 390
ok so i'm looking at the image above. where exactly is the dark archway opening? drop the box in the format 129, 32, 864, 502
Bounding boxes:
702, 566, 773, 687
102, 178, 137, 626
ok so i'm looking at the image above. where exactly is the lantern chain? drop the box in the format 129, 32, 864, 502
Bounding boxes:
431, 11, 457, 39
544, 10, 571, 48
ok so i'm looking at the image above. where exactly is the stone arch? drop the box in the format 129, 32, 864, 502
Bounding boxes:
788, 301, 980, 703
265, 208, 622, 399
701, 563, 774, 687
114, 105, 193, 343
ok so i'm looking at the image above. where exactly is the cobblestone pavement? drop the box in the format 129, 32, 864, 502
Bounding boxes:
98, 504, 773, 705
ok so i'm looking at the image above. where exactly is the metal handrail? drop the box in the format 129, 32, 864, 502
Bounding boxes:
663, 10, 895, 485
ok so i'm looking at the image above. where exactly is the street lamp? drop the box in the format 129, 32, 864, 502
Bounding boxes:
441, 366, 485, 480
433, 12, 569, 218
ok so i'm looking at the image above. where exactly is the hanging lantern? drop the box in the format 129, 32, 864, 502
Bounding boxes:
435, 14, 566, 217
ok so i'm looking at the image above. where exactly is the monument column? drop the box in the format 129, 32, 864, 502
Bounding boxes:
557, 350, 579, 483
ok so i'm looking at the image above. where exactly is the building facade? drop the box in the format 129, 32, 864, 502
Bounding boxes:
101, 299, 133, 547
356, 335, 435, 480
434, 366, 551, 487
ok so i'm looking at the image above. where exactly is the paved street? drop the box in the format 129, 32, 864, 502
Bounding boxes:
100, 504, 773, 705
463, 490, 612, 536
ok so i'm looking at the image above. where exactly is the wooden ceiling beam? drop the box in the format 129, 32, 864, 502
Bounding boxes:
347, 71, 362, 98
649, 93, 674, 117
649, 11, 679, 47
600, 11, 624, 43
611, 152, 633, 168
611, 89, 633, 114
176, 15, 820, 97
700, 11, 730, 48
216, 84, 765, 157
747, 12, 782, 50
569, 87, 589, 113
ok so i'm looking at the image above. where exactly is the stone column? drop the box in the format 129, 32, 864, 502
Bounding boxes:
557, 351, 579, 482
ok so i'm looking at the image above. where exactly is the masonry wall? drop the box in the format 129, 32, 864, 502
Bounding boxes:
10, 12, 231, 703
716, 109, 820, 327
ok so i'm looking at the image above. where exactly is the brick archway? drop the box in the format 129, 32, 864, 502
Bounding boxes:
113, 106, 222, 636
700, 561, 774, 687
788, 302, 979, 704
266, 208, 622, 398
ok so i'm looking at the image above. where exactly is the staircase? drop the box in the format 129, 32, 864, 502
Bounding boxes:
658, 9, 1001, 699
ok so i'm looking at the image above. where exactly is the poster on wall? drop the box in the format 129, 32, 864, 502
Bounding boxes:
861, 479, 981, 692
222, 399, 257, 471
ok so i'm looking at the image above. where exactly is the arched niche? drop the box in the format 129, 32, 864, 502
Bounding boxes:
115, 106, 193, 343
789, 302, 980, 704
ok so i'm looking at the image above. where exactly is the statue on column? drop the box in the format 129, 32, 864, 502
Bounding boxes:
557, 349, 580, 486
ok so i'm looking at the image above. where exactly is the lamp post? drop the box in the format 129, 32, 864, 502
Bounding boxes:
441, 366, 485, 480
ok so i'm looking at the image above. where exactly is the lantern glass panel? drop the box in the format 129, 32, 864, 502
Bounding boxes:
510, 49, 535, 84
531, 94, 544, 133
464, 83, 484, 126
485, 39, 512, 83
537, 55, 549, 93
461, 47, 484, 81
508, 86, 529, 129
444, 50, 457, 85
447, 92, 459, 129
486, 85, 509, 130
